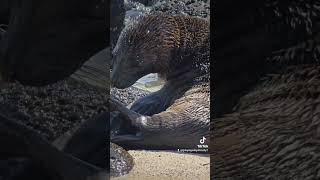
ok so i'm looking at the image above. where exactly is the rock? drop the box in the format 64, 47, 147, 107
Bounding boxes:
111, 87, 149, 106
0, 78, 108, 141
151, 0, 210, 18
110, 143, 134, 177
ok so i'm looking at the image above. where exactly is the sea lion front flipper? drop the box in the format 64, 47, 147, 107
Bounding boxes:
109, 97, 140, 124
110, 93, 210, 149
129, 91, 168, 116
109, 98, 149, 143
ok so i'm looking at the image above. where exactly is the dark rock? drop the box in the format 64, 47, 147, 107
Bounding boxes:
110, 143, 134, 177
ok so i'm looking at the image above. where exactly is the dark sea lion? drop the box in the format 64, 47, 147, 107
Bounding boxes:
211, 1, 320, 177
52, 112, 108, 169
0, 108, 133, 179
0, 112, 108, 180
53, 111, 134, 177
110, 13, 210, 150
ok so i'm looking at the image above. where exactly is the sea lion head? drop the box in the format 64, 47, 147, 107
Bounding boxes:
111, 14, 178, 89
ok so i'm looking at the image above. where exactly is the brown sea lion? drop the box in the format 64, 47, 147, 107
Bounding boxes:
110, 13, 210, 150
212, 64, 320, 179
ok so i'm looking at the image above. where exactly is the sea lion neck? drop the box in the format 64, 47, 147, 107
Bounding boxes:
160, 69, 198, 99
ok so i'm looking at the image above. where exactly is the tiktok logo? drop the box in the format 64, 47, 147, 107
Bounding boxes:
200, 136, 206, 144
197, 136, 208, 149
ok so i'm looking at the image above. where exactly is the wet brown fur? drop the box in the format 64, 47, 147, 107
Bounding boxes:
111, 13, 210, 149
113, 13, 210, 78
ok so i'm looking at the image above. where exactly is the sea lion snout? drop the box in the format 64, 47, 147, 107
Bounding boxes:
110, 72, 134, 89
110, 68, 128, 89
111, 67, 142, 89
110, 70, 119, 87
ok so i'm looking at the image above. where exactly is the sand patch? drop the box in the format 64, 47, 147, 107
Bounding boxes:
111, 150, 210, 180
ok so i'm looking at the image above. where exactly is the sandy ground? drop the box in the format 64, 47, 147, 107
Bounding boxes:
111, 150, 210, 180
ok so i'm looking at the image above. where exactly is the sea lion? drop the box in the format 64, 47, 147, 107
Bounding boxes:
0, 112, 108, 180
0, 107, 133, 179
110, 13, 210, 150
212, 64, 320, 179
53, 111, 134, 177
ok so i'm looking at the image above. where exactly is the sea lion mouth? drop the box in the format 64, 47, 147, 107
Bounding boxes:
110, 70, 139, 89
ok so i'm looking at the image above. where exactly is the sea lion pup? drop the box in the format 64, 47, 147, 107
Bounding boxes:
110, 13, 210, 150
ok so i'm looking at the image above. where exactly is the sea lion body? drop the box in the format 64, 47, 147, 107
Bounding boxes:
212, 65, 320, 179
111, 13, 210, 150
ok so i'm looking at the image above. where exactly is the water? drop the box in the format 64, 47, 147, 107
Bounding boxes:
133, 73, 164, 92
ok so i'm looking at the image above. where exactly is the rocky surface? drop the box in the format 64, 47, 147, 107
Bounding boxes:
111, 87, 149, 106
0, 77, 111, 180
151, 0, 210, 18
0, 78, 108, 142
125, 0, 210, 19
110, 143, 134, 177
